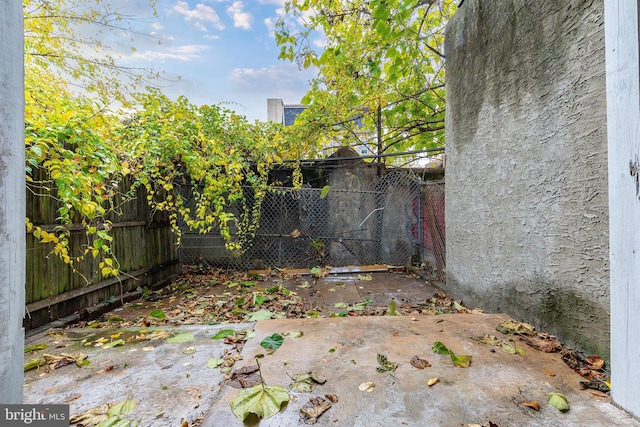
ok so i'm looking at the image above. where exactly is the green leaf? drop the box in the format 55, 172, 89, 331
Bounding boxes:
24, 343, 47, 353
260, 333, 284, 352
230, 384, 290, 421
548, 392, 570, 412
310, 266, 323, 278
102, 339, 125, 349
166, 333, 195, 343
150, 309, 166, 319
451, 354, 472, 368
247, 310, 275, 321
253, 294, 266, 307
320, 185, 331, 199
432, 341, 451, 355
24, 357, 45, 372
207, 357, 224, 369
107, 398, 138, 417
211, 329, 236, 340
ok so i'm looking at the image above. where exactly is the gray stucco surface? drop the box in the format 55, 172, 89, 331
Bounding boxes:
445, 0, 610, 359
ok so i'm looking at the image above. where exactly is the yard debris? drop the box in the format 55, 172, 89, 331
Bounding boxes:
561, 349, 607, 380
359, 382, 375, 392
288, 372, 327, 393
427, 377, 440, 386
520, 332, 562, 353
495, 320, 536, 336
376, 353, 398, 373
227, 365, 261, 389
43, 352, 88, 369
580, 379, 611, 393
432, 341, 472, 368
300, 396, 332, 424
410, 355, 431, 369
521, 400, 540, 411
477, 335, 524, 354
548, 392, 570, 412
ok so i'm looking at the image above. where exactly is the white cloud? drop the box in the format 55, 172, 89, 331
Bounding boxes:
258, 0, 285, 5
172, 1, 225, 31
227, 1, 253, 30
228, 63, 315, 98
130, 44, 211, 62
152, 22, 165, 31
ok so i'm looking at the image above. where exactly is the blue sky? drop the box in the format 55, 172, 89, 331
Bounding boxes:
106, 0, 319, 121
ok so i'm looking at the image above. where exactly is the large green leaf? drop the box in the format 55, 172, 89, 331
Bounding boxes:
230, 384, 290, 421
260, 333, 284, 352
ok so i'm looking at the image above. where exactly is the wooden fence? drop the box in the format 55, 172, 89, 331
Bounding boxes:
25, 171, 179, 331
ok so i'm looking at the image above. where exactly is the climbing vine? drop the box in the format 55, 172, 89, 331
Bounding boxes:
24, 0, 305, 279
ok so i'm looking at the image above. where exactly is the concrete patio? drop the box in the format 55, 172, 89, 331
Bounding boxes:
22, 271, 640, 426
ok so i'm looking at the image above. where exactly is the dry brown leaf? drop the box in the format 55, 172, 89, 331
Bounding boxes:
522, 401, 540, 411
324, 394, 338, 403
427, 377, 440, 386
300, 396, 332, 424
410, 356, 431, 369
520, 333, 562, 353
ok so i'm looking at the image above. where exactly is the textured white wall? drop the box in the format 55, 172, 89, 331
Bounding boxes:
0, 1, 26, 403
604, 0, 640, 417
445, 0, 610, 358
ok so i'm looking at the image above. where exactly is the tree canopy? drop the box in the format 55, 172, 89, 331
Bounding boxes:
276, 0, 456, 161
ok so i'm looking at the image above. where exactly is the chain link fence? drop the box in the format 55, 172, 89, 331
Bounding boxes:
178, 169, 445, 279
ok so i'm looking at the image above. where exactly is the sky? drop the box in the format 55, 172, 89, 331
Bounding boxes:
105, 0, 319, 122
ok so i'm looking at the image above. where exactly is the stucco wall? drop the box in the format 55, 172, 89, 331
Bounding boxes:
445, 0, 609, 358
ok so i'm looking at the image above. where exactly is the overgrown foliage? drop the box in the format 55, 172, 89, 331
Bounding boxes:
24, 0, 304, 279
276, 0, 456, 159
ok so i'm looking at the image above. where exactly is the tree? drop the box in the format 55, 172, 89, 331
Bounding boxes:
276, 0, 456, 161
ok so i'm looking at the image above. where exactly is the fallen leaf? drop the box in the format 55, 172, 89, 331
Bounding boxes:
182, 347, 196, 355
229, 384, 290, 421
580, 379, 610, 393
357, 274, 372, 281
585, 355, 605, 370
211, 329, 236, 340
166, 333, 195, 343
358, 382, 375, 392
150, 309, 166, 319
228, 365, 260, 389
300, 396, 331, 424
427, 377, 440, 386
289, 372, 327, 392
520, 332, 562, 353
410, 356, 431, 369
496, 320, 536, 336
548, 392, 570, 412
283, 330, 303, 338
324, 394, 338, 403
247, 310, 276, 321
376, 353, 398, 373
69, 403, 111, 426
102, 339, 125, 349
24, 343, 47, 353
24, 358, 45, 372
108, 398, 138, 417
207, 358, 224, 369
260, 334, 284, 352
522, 401, 540, 411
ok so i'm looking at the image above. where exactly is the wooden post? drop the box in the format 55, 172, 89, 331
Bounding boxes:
0, 1, 26, 404
604, 0, 640, 417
